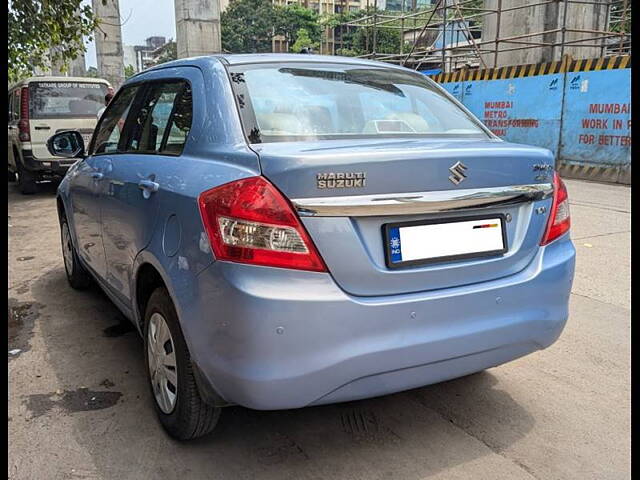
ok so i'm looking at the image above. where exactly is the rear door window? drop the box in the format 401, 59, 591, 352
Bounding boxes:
29, 81, 108, 119
91, 86, 140, 155
125, 81, 192, 155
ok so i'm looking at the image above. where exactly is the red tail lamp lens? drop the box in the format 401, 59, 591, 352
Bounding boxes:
198, 176, 327, 272
541, 172, 571, 245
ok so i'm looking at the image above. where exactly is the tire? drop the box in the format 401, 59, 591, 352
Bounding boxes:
16, 163, 38, 194
60, 216, 92, 290
8, 169, 16, 182
144, 287, 221, 440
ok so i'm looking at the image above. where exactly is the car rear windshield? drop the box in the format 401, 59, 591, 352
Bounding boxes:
228, 63, 488, 143
29, 81, 109, 119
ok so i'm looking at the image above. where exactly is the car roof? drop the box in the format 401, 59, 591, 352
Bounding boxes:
8, 76, 111, 91
139, 53, 419, 76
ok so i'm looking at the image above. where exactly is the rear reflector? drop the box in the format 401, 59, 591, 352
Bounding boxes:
18, 87, 30, 142
198, 176, 327, 272
540, 172, 570, 245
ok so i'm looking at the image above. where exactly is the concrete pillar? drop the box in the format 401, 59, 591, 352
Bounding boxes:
481, 0, 609, 68
92, 0, 125, 88
69, 53, 87, 77
49, 51, 86, 77
175, 0, 221, 58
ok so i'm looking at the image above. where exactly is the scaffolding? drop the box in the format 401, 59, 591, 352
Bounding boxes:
335, 0, 631, 71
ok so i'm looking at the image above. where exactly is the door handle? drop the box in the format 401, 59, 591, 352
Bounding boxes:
138, 179, 160, 199
34, 126, 51, 130
90, 172, 104, 180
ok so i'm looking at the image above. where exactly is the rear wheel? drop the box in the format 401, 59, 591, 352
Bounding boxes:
144, 288, 221, 440
60, 216, 92, 289
16, 163, 38, 194
8, 168, 16, 182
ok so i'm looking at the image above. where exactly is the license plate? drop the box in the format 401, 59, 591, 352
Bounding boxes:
384, 215, 507, 269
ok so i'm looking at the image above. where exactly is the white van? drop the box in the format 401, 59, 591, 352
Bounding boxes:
8, 76, 111, 194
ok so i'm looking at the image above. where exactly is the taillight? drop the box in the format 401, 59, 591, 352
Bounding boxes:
18, 87, 30, 142
540, 172, 571, 245
198, 176, 327, 272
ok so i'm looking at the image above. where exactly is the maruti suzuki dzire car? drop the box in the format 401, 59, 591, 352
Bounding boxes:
48, 54, 575, 440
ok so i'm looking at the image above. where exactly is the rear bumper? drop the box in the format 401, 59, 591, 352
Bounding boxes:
184, 234, 575, 410
19, 149, 75, 176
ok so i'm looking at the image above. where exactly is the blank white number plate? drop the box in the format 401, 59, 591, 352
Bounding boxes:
386, 216, 507, 268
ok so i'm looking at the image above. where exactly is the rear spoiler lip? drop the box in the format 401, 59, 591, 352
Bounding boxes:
292, 183, 553, 217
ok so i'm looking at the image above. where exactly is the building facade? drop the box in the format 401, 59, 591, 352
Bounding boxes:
123, 37, 169, 73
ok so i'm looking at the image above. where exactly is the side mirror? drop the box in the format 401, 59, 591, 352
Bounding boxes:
47, 130, 86, 159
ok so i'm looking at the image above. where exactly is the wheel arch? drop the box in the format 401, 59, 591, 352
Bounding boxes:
132, 251, 176, 334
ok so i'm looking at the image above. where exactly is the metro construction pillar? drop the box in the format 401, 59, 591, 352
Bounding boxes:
92, 0, 125, 89
175, 0, 222, 59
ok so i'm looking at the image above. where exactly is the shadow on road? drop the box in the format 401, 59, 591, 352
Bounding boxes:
23, 264, 535, 479
8, 181, 60, 204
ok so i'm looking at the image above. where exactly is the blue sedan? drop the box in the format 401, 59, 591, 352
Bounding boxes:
48, 54, 575, 440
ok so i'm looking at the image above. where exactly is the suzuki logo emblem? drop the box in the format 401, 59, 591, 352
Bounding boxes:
448, 161, 468, 185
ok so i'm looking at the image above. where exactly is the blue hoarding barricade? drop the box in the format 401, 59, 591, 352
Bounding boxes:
431, 56, 631, 184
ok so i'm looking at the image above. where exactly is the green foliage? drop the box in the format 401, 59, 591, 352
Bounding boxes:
86, 66, 99, 78
610, 2, 630, 33
124, 64, 136, 79
275, 4, 322, 49
221, 0, 279, 53
153, 40, 177, 65
329, 8, 402, 56
8, 0, 100, 83
290, 28, 319, 53
353, 27, 402, 55
221, 0, 323, 53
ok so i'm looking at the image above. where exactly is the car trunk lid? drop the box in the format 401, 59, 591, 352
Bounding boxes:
254, 137, 555, 296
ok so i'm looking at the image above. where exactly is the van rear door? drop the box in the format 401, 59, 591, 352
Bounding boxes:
28, 81, 109, 159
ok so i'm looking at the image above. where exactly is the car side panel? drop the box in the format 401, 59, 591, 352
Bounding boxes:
123, 61, 262, 329
129, 150, 261, 332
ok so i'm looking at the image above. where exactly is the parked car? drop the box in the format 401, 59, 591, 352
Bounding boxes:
48, 54, 575, 440
8, 76, 111, 194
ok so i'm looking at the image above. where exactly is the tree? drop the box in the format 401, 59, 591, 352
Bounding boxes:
124, 64, 136, 79
610, 1, 631, 34
353, 26, 401, 55
8, 0, 101, 83
290, 28, 319, 53
221, 0, 279, 53
86, 66, 100, 78
152, 40, 177, 65
326, 8, 402, 56
275, 4, 321, 50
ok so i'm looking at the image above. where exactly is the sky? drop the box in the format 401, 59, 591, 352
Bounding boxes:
83, 0, 177, 69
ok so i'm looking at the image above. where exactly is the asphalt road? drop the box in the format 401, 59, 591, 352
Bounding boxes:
8, 178, 630, 480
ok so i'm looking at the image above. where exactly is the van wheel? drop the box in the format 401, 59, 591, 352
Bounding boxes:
144, 287, 221, 440
8, 169, 16, 182
16, 164, 38, 194
60, 216, 92, 289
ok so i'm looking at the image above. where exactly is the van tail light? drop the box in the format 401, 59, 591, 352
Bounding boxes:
540, 172, 571, 245
198, 176, 327, 272
18, 87, 30, 142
